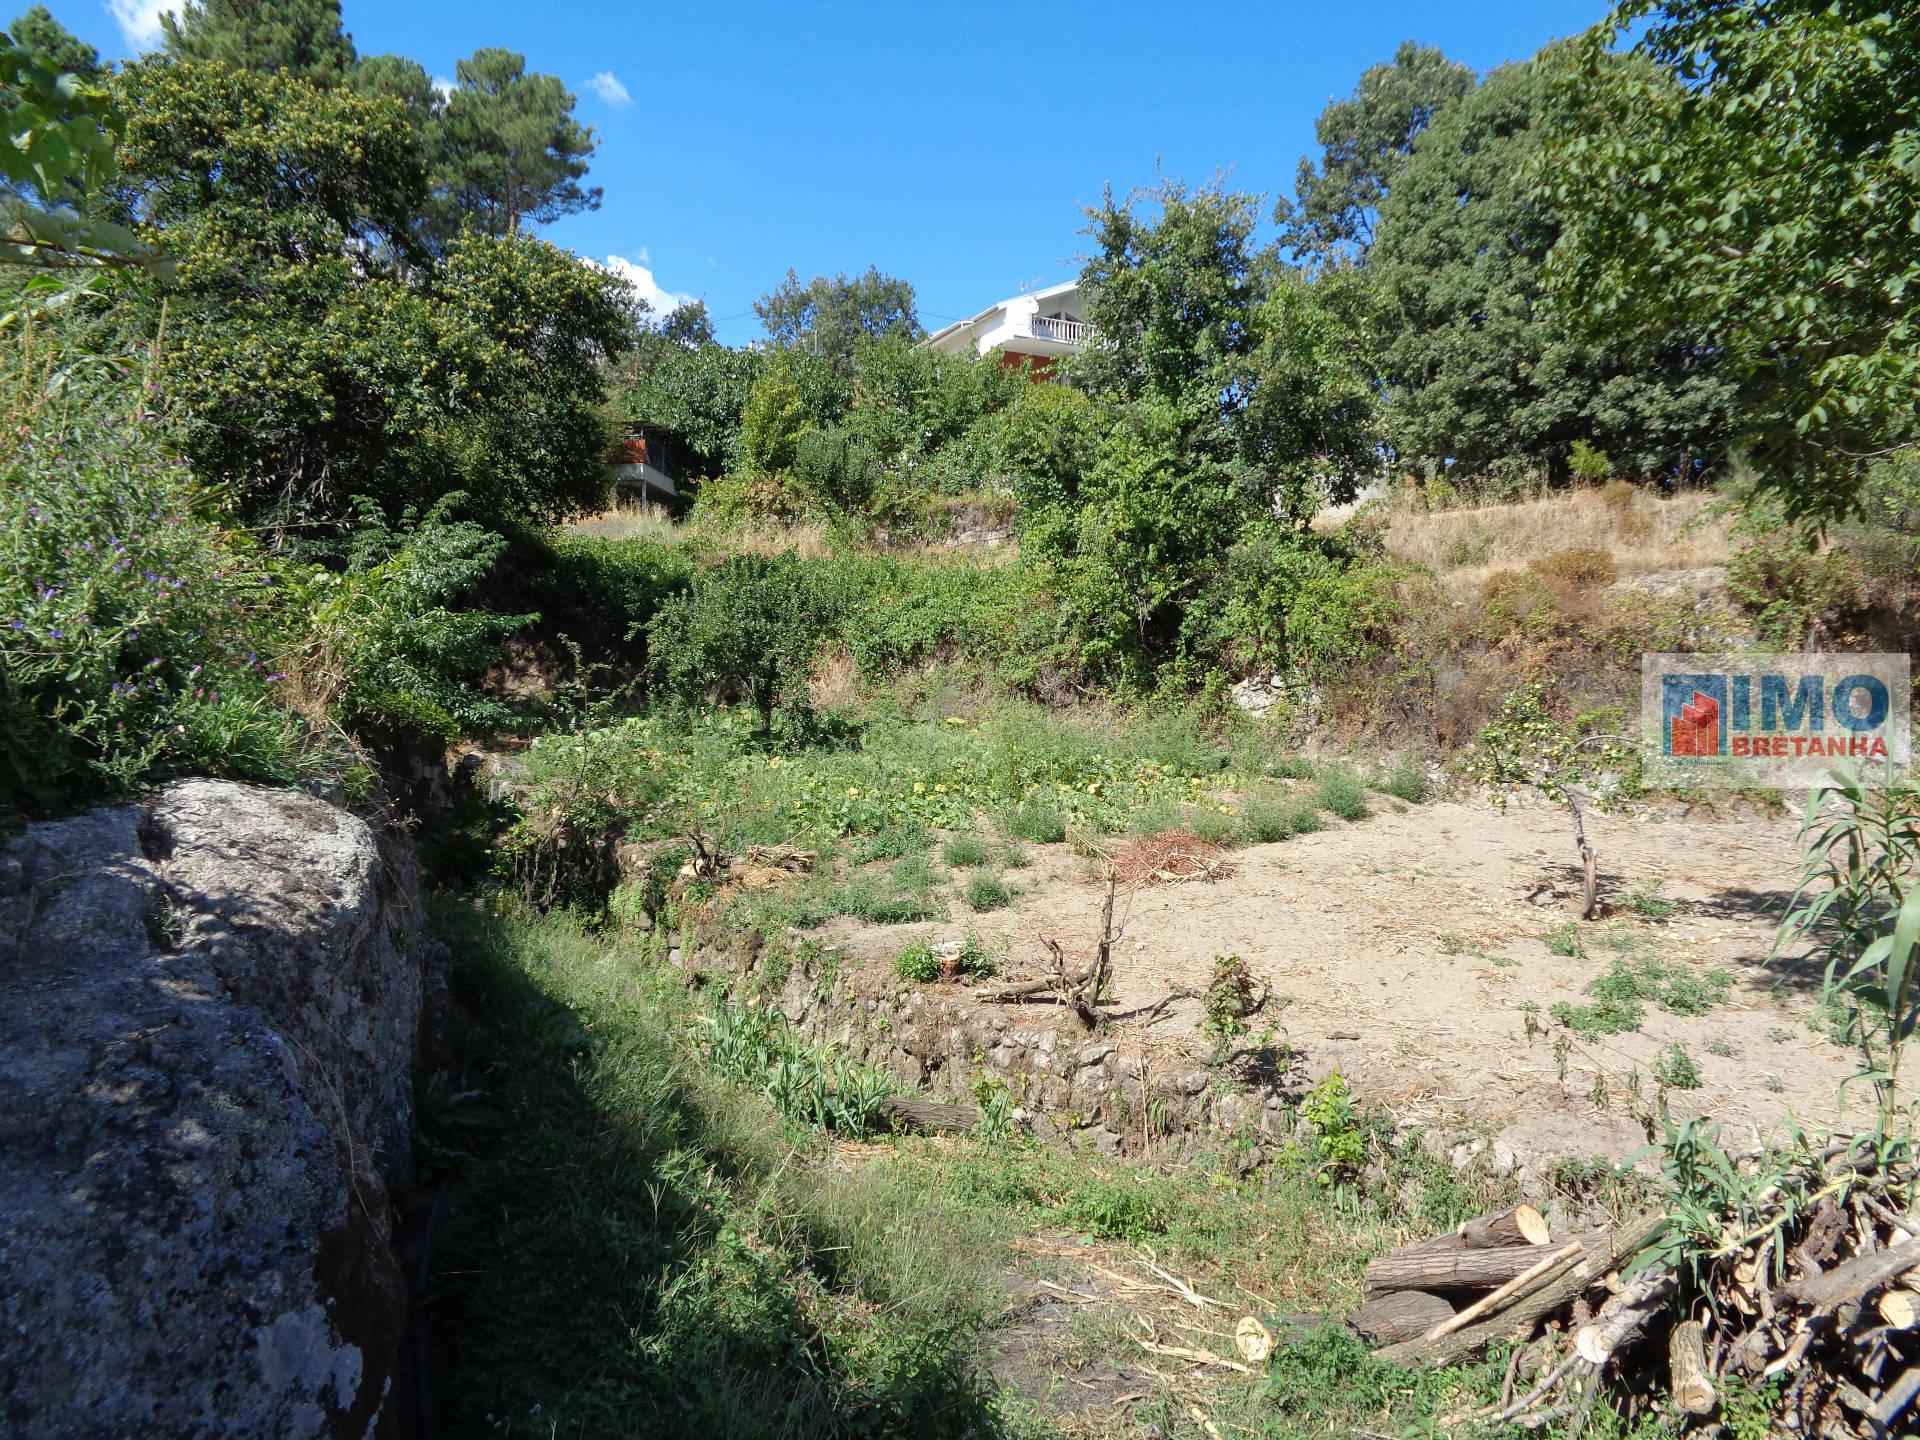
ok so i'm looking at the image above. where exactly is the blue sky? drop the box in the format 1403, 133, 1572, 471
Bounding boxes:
69, 1, 1606, 343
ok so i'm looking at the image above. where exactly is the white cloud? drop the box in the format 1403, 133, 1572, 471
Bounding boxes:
431, 76, 457, 100
107, 0, 173, 51
584, 71, 632, 107
596, 254, 693, 318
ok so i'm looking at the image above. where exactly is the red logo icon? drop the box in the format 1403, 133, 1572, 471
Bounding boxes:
1669, 690, 1720, 757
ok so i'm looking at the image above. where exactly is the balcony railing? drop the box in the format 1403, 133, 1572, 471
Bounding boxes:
1028, 315, 1090, 344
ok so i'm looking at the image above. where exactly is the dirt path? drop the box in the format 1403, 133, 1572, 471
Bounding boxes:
821, 796, 1901, 1169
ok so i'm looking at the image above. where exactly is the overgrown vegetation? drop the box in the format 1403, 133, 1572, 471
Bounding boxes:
4, 3, 1916, 1435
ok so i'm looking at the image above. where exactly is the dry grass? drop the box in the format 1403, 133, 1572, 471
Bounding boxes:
1383, 487, 1733, 596
1109, 829, 1235, 888
566, 504, 683, 542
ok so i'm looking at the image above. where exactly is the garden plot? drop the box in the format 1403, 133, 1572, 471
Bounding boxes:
813, 796, 1900, 1168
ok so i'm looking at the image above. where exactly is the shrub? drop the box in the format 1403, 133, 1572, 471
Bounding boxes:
790, 424, 883, 517
648, 552, 834, 736
1287, 804, 1325, 836
1530, 546, 1618, 586
1313, 767, 1369, 821
1, 416, 315, 810
942, 834, 989, 868
1568, 439, 1613, 485
294, 498, 531, 744
1240, 790, 1301, 843
965, 871, 1012, 912
895, 939, 940, 983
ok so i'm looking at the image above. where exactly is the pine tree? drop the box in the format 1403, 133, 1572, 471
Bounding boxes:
162, 0, 355, 80
7, 5, 101, 78
438, 49, 598, 235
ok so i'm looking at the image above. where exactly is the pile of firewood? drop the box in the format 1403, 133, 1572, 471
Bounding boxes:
1346, 1152, 1918, 1436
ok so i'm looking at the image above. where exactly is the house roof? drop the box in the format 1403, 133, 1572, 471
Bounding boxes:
921, 279, 1081, 350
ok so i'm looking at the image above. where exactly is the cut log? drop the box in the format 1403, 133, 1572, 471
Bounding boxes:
1462, 1203, 1552, 1249
878, 1097, 979, 1134
1367, 1239, 1583, 1296
1667, 1319, 1715, 1415
1573, 1268, 1675, 1364
1377, 1214, 1668, 1368
1877, 1286, 1920, 1330
1350, 1291, 1455, 1346
1404, 1204, 1554, 1255
1870, 1367, 1920, 1434
1780, 1239, 1920, 1311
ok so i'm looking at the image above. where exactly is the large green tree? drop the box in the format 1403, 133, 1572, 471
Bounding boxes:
112, 60, 627, 529
161, 0, 356, 79
1370, 56, 1737, 482
438, 48, 599, 236
1041, 182, 1378, 682
1279, 40, 1474, 266
1542, 0, 1919, 518
753, 266, 920, 370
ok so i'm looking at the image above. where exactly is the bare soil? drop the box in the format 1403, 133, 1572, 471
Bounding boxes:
818, 796, 1906, 1169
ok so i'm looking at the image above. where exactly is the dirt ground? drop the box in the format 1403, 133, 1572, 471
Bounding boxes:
819, 795, 1907, 1168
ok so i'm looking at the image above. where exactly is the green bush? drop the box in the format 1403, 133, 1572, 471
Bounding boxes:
965, 871, 1012, 912
1240, 790, 1303, 843
941, 834, 989, 868
1314, 767, 1369, 821
296, 497, 531, 744
1, 415, 316, 810
791, 424, 884, 517
648, 551, 834, 736
894, 939, 940, 983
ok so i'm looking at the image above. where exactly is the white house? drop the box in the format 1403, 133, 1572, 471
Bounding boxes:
920, 279, 1090, 378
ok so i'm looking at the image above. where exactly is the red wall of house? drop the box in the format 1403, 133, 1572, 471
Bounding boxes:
998, 352, 1060, 382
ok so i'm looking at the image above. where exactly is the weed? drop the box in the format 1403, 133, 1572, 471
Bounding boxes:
1551, 994, 1644, 1037
1619, 882, 1680, 919
999, 796, 1066, 844
1765, 1073, 1785, 1093
896, 939, 940, 983
1706, 1037, 1736, 1058
1203, 954, 1259, 1044
941, 834, 989, 868
1374, 758, 1430, 804
1543, 922, 1587, 958
1654, 1043, 1703, 1090
1438, 932, 1465, 955
965, 871, 1013, 912
1553, 952, 1731, 1035
851, 818, 932, 862
1314, 767, 1370, 821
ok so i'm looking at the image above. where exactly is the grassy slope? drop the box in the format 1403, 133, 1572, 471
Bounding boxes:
427, 901, 1567, 1440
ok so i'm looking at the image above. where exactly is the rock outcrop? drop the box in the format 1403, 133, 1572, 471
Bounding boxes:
0, 779, 438, 1439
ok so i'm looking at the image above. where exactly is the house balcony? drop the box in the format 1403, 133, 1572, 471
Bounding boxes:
1028, 315, 1090, 345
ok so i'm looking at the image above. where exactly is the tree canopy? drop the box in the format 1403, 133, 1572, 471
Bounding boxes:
754, 266, 920, 370
1369, 56, 1738, 482
438, 49, 600, 236
7, 5, 100, 78
162, 0, 356, 79
1541, 0, 1920, 517
110, 59, 627, 530
1279, 40, 1474, 266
